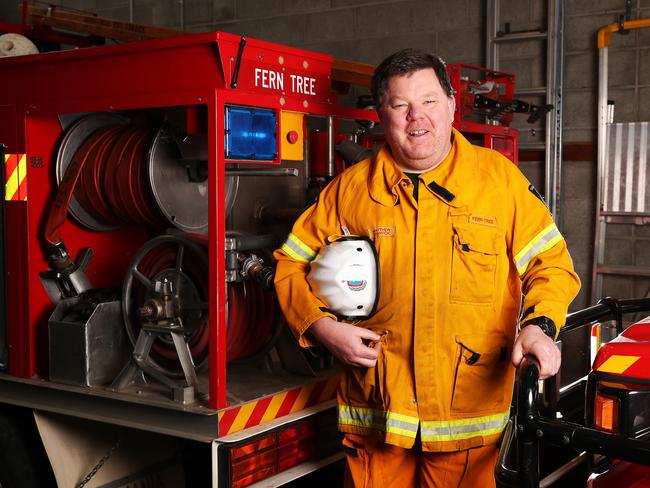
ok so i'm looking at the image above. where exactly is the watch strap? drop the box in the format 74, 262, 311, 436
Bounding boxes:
521, 316, 557, 339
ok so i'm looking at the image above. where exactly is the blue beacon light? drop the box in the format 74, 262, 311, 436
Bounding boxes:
225, 106, 277, 161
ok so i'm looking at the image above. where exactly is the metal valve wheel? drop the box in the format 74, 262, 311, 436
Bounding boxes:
122, 234, 209, 378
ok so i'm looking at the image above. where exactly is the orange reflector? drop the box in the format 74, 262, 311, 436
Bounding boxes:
230, 420, 317, 488
594, 392, 619, 433
231, 434, 278, 487
278, 421, 316, 471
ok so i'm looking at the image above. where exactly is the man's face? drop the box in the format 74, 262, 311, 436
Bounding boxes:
378, 68, 455, 173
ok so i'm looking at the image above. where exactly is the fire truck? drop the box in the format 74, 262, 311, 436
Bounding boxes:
0, 29, 536, 487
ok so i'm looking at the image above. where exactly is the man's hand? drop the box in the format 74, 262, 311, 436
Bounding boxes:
308, 316, 382, 368
511, 325, 561, 379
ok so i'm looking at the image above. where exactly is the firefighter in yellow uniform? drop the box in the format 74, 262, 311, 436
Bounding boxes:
274, 49, 580, 487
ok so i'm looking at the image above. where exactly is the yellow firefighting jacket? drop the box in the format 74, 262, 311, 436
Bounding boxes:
274, 128, 580, 452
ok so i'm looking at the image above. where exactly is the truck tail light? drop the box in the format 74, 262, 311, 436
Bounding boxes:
594, 392, 619, 433
230, 419, 317, 487
230, 433, 276, 487
278, 420, 315, 471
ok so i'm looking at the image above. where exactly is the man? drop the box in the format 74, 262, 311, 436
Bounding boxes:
274, 49, 579, 487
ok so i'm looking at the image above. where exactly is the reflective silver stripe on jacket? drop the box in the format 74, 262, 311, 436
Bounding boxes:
338, 405, 419, 438
514, 223, 563, 275
280, 233, 317, 263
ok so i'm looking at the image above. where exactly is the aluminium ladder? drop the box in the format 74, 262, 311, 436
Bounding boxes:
485, 0, 565, 227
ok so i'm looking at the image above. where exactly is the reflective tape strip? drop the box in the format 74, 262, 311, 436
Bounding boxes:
17, 154, 27, 201
5, 154, 19, 201
4, 154, 27, 201
338, 405, 419, 438
596, 354, 640, 374
420, 411, 510, 442
514, 223, 563, 275
281, 233, 317, 263
218, 377, 338, 435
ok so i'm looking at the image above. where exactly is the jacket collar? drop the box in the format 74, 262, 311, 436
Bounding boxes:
368, 144, 403, 207
368, 128, 478, 208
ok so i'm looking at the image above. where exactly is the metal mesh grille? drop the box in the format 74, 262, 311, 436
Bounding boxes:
603, 121, 650, 214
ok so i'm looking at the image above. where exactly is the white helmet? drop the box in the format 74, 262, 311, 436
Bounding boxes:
307, 236, 379, 320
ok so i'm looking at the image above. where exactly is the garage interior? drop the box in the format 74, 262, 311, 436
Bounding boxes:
0, 1, 649, 487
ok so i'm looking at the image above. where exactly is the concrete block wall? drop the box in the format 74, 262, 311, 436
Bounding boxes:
563, 0, 650, 308
2, 0, 650, 310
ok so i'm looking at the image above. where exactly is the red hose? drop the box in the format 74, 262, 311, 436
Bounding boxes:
254, 290, 274, 354
226, 284, 239, 357
227, 283, 248, 361
44, 125, 117, 244
44, 124, 165, 245
132, 241, 210, 369
226, 280, 275, 361
247, 284, 269, 355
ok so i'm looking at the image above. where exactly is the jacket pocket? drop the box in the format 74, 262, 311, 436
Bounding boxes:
344, 332, 390, 408
451, 334, 510, 415
450, 225, 503, 305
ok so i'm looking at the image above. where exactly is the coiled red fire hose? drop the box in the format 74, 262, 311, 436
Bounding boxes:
45, 124, 165, 246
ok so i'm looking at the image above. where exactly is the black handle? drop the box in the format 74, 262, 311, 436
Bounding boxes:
230, 36, 247, 89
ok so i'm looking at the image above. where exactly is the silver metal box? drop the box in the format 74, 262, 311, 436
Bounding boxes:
49, 298, 129, 387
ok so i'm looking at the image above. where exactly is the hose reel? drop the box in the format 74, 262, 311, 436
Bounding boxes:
122, 234, 210, 378
43, 112, 239, 303
55, 112, 239, 234
114, 234, 277, 402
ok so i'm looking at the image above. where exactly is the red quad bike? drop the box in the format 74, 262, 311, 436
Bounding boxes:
496, 297, 650, 488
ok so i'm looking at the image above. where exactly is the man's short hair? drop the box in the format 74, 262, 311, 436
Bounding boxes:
371, 49, 453, 107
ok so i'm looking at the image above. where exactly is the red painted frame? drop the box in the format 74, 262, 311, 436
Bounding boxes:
0, 31, 378, 410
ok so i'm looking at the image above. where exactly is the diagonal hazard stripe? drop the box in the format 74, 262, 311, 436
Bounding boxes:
218, 377, 340, 436
218, 407, 240, 436
291, 383, 314, 413
276, 388, 302, 418
4, 154, 26, 201
4, 153, 17, 172
244, 396, 273, 429
229, 401, 258, 434
17, 154, 27, 200
261, 391, 288, 424
5, 154, 17, 201
296, 385, 312, 411
5, 167, 19, 201
596, 355, 640, 374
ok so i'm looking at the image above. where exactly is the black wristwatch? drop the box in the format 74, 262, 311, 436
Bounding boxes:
520, 316, 557, 339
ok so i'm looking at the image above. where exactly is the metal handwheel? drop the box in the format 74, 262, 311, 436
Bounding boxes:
122, 234, 209, 379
